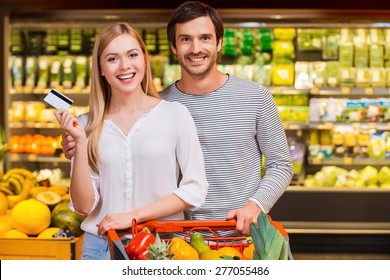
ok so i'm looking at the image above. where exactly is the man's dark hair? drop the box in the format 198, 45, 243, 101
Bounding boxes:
167, 1, 224, 48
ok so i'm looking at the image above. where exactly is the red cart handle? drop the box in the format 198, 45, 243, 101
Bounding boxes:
132, 219, 237, 235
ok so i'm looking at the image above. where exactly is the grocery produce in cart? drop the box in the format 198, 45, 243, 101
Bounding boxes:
107, 214, 291, 260
250, 211, 289, 260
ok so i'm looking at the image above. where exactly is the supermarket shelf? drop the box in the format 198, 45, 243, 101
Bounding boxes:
269, 87, 309, 95
9, 153, 69, 163
283, 122, 390, 130
9, 9, 390, 29
310, 87, 390, 96
287, 186, 390, 193
283, 221, 390, 234
9, 122, 60, 129
283, 123, 309, 130
309, 122, 390, 130
10, 88, 91, 96
307, 156, 390, 166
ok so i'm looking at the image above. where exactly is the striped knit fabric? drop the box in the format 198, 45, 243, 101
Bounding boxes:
160, 74, 293, 237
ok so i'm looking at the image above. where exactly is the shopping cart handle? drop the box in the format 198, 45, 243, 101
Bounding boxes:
107, 229, 129, 260
135, 219, 237, 233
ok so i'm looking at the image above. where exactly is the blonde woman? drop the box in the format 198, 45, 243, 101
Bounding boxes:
55, 23, 208, 260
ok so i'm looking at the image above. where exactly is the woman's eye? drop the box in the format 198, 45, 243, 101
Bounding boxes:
107, 57, 117, 62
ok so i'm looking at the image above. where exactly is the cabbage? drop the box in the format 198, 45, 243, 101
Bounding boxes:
360, 166, 378, 185
314, 166, 348, 187
378, 166, 390, 184
313, 172, 328, 187
353, 179, 365, 188
380, 183, 390, 189
335, 170, 365, 188
303, 178, 315, 188
348, 169, 362, 181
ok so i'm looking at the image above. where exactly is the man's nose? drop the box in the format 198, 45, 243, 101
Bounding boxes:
190, 39, 202, 53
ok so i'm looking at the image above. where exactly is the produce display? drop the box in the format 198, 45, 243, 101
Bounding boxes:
0, 168, 83, 238
303, 165, 390, 188
8, 134, 61, 156
308, 129, 390, 160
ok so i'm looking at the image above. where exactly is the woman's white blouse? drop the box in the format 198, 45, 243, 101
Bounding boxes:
70, 100, 208, 236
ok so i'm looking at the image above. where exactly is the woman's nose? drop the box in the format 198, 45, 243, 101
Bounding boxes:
119, 59, 131, 70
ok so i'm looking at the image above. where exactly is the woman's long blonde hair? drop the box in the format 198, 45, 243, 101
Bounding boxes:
86, 22, 159, 173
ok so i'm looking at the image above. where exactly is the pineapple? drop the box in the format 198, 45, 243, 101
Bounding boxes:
147, 233, 175, 260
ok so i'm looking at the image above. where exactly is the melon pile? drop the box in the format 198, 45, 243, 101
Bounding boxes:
0, 168, 84, 239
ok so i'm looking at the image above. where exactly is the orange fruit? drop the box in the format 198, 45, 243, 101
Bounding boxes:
243, 244, 255, 260
217, 247, 244, 260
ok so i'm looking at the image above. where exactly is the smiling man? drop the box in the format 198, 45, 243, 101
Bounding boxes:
160, 1, 293, 236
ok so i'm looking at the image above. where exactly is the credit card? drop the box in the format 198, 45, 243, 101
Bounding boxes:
44, 88, 74, 109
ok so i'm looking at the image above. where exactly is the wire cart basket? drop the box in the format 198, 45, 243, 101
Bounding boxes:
107, 219, 251, 260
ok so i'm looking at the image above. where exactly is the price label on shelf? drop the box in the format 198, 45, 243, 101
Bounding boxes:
27, 154, 38, 161
341, 87, 351, 94
364, 87, 374, 95
310, 87, 320, 94
312, 157, 322, 164
368, 123, 377, 129
10, 153, 20, 161
343, 157, 353, 165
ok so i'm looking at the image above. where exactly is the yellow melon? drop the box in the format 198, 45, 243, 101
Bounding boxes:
36, 190, 62, 209
0, 220, 13, 237
4, 229, 29, 238
37, 227, 61, 238
11, 198, 51, 235
217, 247, 244, 260
200, 250, 225, 260
0, 214, 15, 229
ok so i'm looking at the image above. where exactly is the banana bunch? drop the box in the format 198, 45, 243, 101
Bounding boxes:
30, 185, 69, 198
0, 168, 39, 208
250, 211, 289, 260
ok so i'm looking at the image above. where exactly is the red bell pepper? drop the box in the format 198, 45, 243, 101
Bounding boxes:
125, 227, 156, 260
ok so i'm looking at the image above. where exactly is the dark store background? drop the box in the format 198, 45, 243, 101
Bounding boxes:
3, 0, 390, 10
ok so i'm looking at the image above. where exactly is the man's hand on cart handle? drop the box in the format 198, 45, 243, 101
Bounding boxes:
226, 201, 261, 236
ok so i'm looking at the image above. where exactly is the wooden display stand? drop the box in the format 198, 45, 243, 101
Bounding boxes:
0, 235, 84, 260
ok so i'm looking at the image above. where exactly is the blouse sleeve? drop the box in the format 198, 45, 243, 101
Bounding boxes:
173, 105, 208, 208
68, 114, 101, 215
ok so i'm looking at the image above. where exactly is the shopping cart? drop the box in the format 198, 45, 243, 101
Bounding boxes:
107, 219, 250, 260
107, 217, 292, 260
